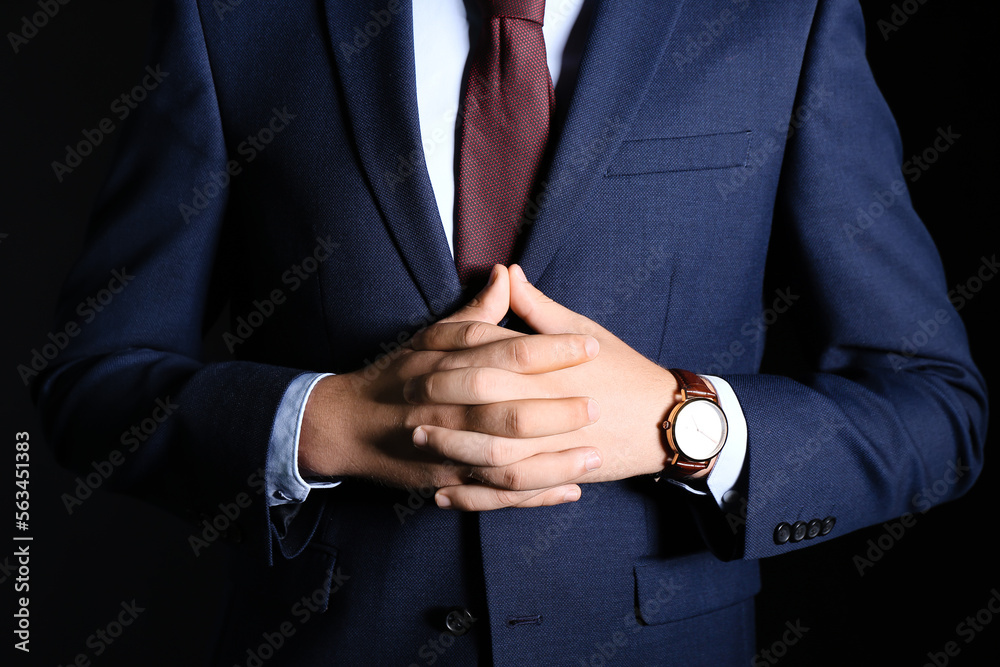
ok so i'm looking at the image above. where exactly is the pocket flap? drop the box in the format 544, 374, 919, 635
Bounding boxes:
634, 552, 760, 625
606, 131, 751, 176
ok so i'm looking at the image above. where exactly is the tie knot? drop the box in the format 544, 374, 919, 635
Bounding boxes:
483, 0, 545, 24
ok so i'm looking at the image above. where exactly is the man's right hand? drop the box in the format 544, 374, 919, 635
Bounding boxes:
298, 266, 604, 509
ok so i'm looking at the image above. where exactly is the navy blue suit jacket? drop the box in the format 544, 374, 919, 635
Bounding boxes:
39, 0, 987, 664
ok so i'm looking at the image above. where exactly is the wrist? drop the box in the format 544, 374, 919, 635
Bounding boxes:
631, 366, 680, 476
298, 373, 363, 478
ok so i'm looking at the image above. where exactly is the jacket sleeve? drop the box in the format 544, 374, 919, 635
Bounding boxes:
703, 0, 988, 560
35, 0, 323, 566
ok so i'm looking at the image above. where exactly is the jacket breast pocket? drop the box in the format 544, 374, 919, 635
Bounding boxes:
633, 552, 761, 625
605, 131, 751, 176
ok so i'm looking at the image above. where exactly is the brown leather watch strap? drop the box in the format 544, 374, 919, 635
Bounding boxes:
669, 368, 716, 401
668, 456, 716, 474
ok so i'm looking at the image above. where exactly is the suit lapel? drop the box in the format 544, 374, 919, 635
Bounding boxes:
518, 0, 688, 284
323, 0, 463, 316
322, 0, 685, 312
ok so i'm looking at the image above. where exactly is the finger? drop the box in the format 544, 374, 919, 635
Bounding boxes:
411, 320, 522, 352
405, 367, 548, 404
417, 326, 599, 373
510, 484, 582, 508
509, 263, 602, 336
437, 264, 510, 326
467, 448, 602, 491
464, 397, 600, 437
413, 425, 584, 466
436, 483, 583, 512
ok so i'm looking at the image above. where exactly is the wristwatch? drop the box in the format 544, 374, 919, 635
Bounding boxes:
657, 369, 728, 480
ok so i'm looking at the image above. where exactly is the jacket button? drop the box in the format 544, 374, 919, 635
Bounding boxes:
806, 519, 822, 539
445, 608, 475, 636
790, 521, 807, 542
820, 516, 836, 536
774, 522, 792, 545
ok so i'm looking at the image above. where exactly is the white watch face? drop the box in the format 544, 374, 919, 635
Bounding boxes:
673, 399, 728, 461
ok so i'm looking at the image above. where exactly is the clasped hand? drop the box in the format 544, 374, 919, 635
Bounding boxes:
299, 265, 677, 512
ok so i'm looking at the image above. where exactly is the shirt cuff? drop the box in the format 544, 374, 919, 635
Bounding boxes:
266, 372, 341, 507
663, 375, 747, 512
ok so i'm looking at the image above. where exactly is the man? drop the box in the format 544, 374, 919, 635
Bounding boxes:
38, 0, 987, 665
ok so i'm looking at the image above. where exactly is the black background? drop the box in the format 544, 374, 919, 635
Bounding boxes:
1, 1, 997, 665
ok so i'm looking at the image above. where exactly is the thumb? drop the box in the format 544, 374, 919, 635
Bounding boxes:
440, 264, 510, 325
509, 264, 600, 335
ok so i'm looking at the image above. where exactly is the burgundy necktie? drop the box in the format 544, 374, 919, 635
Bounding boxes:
454, 0, 554, 287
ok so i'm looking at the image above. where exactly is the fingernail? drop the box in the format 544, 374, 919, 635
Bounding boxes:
487, 265, 498, 286
435, 491, 452, 509
585, 451, 602, 471
584, 336, 599, 358
513, 264, 528, 282
412, 427, 428, 447
403, 379, 417, 403
587, 398, 600, 423
563, 488, 581, 502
